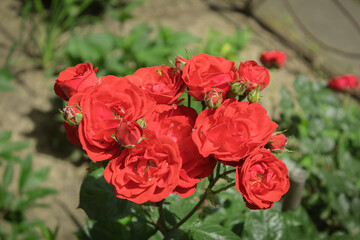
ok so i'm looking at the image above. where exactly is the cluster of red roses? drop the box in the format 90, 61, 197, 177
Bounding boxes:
54, 53, 290, 210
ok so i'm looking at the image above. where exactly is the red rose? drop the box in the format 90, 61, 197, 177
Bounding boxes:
260, 50, 287, 68
328, 74, 359, 92
192, 98, 277, 164
236, 148, 290, 210
115, 120, 144, 148
269, 133, 288, 152
238, 61, 270, 92
146, 105, 216, 197
54, 63, 98, 101
127, 65, 185, 105
72, 75, 156, 161
104, 135, 182, 204
179, 53, 237, 101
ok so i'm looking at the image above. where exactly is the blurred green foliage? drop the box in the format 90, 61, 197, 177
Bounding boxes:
279, 76, 360, 238
18, 0, 144, 69
65, 24, 198, 77
0, 131, 58, 240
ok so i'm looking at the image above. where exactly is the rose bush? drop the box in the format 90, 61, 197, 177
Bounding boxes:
55, 54, 291, 238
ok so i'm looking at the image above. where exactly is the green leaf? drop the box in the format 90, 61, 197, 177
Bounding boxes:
21, 167, 50, 192
1, 161, 14, 189
0, 140, 29, 158
130, 214, 157, 240
164, 229, 191, 240
26, 187, 57, 202
191, 223, 242, 240
0, 131, 12, 143
85, 220, 131, 240
242, 209, 285, 240
203, 188, 248, 235
0, 187, 13, 208
78, 167, 134, 221
19, 154, 33, 193
0, 69, 14, 91
36, 222, 59, 240
164, 193, 199, 227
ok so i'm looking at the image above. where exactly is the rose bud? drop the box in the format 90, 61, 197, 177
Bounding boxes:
247, 85, 261, 103
115, 120, 144, 148
260, 50, 287, 68
136, 118, 147, 129
228, 81, 247, 98
327, 74, 359, 92
63, 106, 83, 126
204, 90, 223, 109
269, 133, 288, 153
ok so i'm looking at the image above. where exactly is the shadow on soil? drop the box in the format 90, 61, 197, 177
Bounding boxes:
25, 97, 87, 165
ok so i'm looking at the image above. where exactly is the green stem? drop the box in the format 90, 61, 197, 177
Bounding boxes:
188, 93, 191, 108
213, 182, 236, 195
140, 205, 157, 228
156, 201, 168, 234
168, 166, 236, 231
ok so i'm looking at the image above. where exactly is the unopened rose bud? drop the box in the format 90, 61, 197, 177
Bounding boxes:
63, 106, 83, 126
204, 90, 223, 109
228, 81, 247, 98
136, 118, 147, 129
269, 134, 288, 153
116, 120, 143, 148
247, 85, 261, 103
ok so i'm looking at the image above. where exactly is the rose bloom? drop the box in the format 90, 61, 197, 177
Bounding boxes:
54, 63, 98, 101
192, 98, 277, 164
236, 148, 290, 210
238, 61, 270, 92
127, 65, 185, 105
328, 74, 359, 92
104, 134, 182, 204
260, 50, 287, 68
269, 133, 288, 152
179, 53, 237, 101
146, 105, 216, 197
70, 75, 156, 161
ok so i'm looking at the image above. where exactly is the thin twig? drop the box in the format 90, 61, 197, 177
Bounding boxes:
213, 182, 236, 195
156, 201, 168, 233
140, 205, 157, 228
